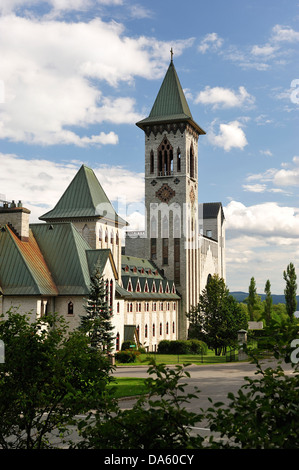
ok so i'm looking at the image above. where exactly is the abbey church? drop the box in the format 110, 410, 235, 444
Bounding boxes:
0, 59, 225, 352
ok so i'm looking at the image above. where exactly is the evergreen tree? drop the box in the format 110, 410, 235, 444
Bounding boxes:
264, 279, 272, 324
247, 277, 257, 321
283, 262, 297, 322
80, 269, 115, 353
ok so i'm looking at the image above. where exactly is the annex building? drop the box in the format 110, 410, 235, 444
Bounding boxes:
0, 58, 225, 352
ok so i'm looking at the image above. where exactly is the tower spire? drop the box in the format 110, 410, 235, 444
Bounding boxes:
170, 47, 174, 62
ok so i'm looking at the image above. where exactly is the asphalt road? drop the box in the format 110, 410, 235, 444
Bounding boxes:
114, 358, 294, 443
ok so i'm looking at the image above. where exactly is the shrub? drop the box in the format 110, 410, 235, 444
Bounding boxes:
157, 339, 207, 355
115, 349, 140, 363
121, 341, 136, 351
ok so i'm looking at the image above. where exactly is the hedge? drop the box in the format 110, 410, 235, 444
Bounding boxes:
157, 339, 208, 355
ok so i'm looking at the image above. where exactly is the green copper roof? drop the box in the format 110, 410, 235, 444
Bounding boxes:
39, 165, 127, 226
136, 60, 205, 135
31, 222, 92, 295
0, 225, 58, 296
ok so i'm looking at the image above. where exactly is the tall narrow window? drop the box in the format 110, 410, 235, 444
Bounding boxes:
153, 323, 155, 337
174, 238, 180, 284
145, 324, 148, 338
150, 150, 154, 174
150, 238, 157, 260
99, 226, 102, 242
160, 323, 162, 335
177, 148, 181, 172
68, 301, 73, 315
190, 143, 195, 179
109, 279, 113, 313
162, 238, 168, 265
116, 333, 120, 351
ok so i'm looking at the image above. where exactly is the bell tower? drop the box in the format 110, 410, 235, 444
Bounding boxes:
136, 54, 206, 339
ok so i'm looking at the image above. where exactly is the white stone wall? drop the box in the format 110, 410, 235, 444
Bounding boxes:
123, 299, 178, 351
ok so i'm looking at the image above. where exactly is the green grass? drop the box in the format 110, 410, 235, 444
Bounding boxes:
107, 377, 148, 398
115, 350, 238, 366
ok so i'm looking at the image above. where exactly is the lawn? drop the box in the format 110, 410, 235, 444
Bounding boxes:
107, 377, 148, 398
115, 350, 238, 366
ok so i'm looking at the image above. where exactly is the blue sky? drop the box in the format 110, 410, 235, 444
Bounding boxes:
0, 0, 298, 295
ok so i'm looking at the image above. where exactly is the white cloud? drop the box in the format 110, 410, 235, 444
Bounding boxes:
224, 200, 299, 293
195, 85, 254, 109
271, 24, 299, 43
242, 184, 267, 193
251, 44, 278, 56
246, 157, 299, 189
225, 200, 299, 238
260, 149, 273, 157
198, 32, 223, 53
208, 120, 248, 152
0, 153, 144, 222
0, 14, 193, 146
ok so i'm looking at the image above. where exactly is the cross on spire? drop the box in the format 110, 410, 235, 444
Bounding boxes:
170, 47, 173, 62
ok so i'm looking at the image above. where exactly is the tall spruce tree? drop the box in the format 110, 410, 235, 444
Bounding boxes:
80, 269, 115, 353
283, 262, 297, 322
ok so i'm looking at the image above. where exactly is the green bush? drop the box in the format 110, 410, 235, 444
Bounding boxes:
157, 339, 207, 355
121, 341, 136, 351
115, 349, 140, 363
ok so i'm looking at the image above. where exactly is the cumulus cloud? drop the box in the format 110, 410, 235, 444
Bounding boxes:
0, 153, 144, 222
246, 156, 299, 191
224, 200, 299, 293
195, 85, 254, 109
225, 200, 299, 238
208, 120, 248, 152
0, 14, 193, 146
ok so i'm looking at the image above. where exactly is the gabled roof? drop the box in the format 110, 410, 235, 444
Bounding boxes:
0, 225, 58, 296
136, 60, 205, 135
39, 165, 127, 226
31, 222, 92, 296
86, 248, 118, 281
203, 202, 225, 222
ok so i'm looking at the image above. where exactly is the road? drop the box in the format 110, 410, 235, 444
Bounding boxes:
114, 358, 293, 443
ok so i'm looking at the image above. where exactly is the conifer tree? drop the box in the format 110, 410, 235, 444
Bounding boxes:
264, 279, 272, 324
80, 269, 115, 353
283, 262, 297, 322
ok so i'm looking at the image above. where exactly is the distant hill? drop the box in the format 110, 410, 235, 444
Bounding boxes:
230, 291, 299, 305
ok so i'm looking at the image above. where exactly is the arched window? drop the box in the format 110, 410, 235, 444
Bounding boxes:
153, 323, 155, 337
157, 136, 173, 176
82, 224, 89, 243
166, 322, 169, 335
116, 333, 120, 351
99, 226, 102, 242
105, 228, 108, 243
159, 323, 162, 335
145, 324, 148, 338
117, 302, 120, 313
173, 321, 175, 334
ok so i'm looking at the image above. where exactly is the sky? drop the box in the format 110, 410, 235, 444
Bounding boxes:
0, 0, 298, 295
